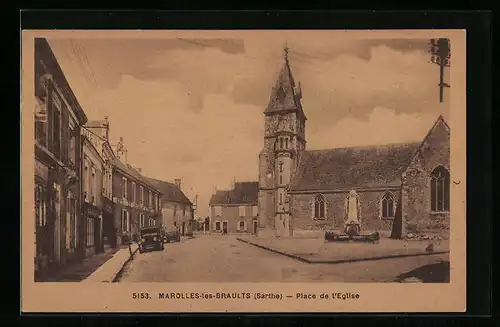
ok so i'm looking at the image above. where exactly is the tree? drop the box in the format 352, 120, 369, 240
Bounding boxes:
429, 38, 451, 103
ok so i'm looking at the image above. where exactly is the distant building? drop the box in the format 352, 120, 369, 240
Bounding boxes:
146, 178, 194, 236
112, 139, 162, 245
34, 38, 88, 275
209, 182, 259, 234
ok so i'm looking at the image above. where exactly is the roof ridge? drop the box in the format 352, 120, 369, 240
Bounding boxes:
305, 141, 422, 153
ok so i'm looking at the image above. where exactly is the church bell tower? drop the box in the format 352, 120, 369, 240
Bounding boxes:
258, 45, 307, 237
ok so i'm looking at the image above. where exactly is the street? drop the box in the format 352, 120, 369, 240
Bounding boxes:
116, 235, 449, 283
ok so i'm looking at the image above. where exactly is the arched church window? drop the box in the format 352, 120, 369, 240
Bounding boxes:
285, 137, 289, 149
279, 137, 284, 149
381, 192, 395, 218
431, 166, 450, 212
314, 194, 326, 219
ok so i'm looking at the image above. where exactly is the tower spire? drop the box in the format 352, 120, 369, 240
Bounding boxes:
284, 42, 289, 63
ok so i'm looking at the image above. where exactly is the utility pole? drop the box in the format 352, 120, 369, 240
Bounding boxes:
429, 38, 451, 103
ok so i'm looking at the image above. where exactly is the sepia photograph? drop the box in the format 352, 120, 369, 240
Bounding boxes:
22, 29, 466, 312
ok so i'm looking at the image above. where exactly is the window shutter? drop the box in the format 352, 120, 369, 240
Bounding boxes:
356, 194, 361, 222
344, 196, 348, 221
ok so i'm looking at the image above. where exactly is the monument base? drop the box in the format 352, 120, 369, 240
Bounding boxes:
257, 228, 276, 238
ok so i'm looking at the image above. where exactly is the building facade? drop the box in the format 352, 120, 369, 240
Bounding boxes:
81, 127, 106, 256
209, 182, 259, 234
84, 118, 115, 249
258, 50, 451, 239
34, 38, 88, 275
146, 178, 194, 236
112, 141, 162, 245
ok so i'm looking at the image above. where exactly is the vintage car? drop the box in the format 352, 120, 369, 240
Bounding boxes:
164, 230, 181, 243
138, 226, 164, 253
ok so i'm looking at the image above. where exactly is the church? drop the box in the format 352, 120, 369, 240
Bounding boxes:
257, 48, 451, 239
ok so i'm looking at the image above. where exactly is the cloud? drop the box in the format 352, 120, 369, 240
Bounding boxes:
83, 75, 262, 217
308, 106, 439, 149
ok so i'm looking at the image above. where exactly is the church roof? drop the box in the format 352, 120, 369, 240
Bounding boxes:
289, 142, 421, 192
145, 177, 192, 205
209, 181, 259, 205
264, 51, 306, 119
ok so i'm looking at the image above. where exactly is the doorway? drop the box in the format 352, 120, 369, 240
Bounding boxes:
222, 221, 228, 234
253, 221, 258, 234
181, 222, 186, 236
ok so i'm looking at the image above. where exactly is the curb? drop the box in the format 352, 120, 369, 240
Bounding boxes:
236, 238, 450, 264
111, 245, 140, 282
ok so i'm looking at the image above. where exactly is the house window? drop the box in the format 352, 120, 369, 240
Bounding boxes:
140, 186, 144, 204
279, 137, 284, 149
285, 138, 288, 149
86, 218, 95, 248
140, 213, 145, 227
66, 195, 77, 249
131, 182, 136, 203
381, 192, 395, 218
122, 209, 130, 232
82, 162, 89, 201
51, 93, 62, 159
122, 177, 128, 200
252, 205, 258, 217
149, 218, 155, 226
35, 96, 48, 146
280, 175, 283, 184
214, 206, 222, 216
314, 194, 326, 219
238, 206, 245, 217
215, 221, 221, 231
279, 192, 283, 205
279, 162, 284, 172
91, 166, 96, 204
238, 221, 246, 231
148, 190, 152, 206
34, 183, 48, 227
431, 166, 450, 212
68, 125, 76, 168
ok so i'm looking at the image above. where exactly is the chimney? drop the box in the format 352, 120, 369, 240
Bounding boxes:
174, 179, 182, 189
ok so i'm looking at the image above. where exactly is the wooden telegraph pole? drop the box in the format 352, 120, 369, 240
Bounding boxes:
429, 38, 451, 103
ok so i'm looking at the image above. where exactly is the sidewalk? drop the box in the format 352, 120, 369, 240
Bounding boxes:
35, 247, 120, 282
84, 243, 139, 283
237, 236, 450, 264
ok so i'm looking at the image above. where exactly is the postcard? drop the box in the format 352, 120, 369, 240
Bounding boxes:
21, 29, 466, 312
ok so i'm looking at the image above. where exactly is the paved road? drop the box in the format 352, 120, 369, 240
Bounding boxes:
116, 235, 449, 283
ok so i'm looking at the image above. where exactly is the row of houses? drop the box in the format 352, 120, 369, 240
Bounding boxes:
33, 38, 194, 278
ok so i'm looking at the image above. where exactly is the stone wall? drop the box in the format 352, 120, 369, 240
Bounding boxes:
402, 118, 450, 237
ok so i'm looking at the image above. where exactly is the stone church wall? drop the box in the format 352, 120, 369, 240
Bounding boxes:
290, 189, 400, 237
402, 118, 451, 238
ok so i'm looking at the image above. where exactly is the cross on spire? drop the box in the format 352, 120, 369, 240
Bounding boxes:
284, 42, 289, 62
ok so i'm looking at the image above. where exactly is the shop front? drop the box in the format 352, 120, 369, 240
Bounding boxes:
84, 203, 103, 256
35, 159, 51, 274
102, 198, 115, 249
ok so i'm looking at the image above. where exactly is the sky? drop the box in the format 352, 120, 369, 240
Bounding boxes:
46, 31, 450, 218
